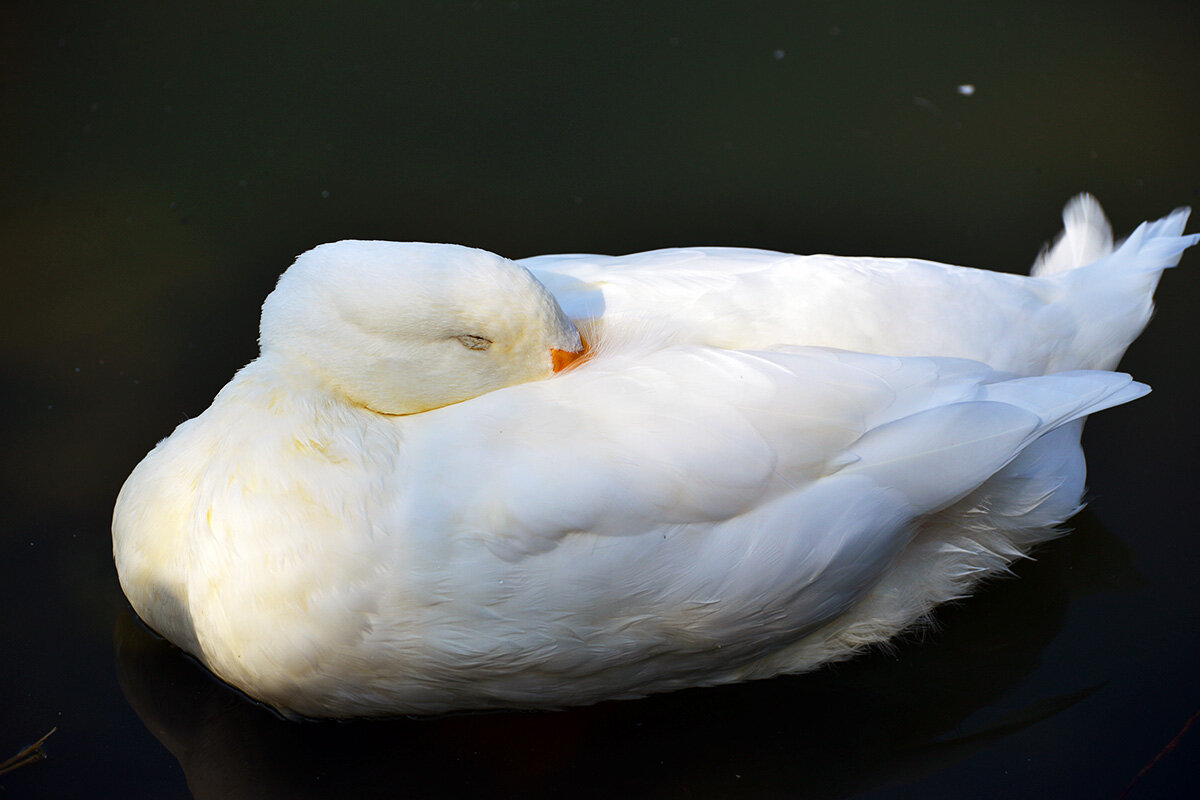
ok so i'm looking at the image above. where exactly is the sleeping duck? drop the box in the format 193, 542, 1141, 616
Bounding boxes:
113, 195, 1196, 718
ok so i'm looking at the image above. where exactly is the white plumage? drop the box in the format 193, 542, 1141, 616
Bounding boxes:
113, 196, 1196, 718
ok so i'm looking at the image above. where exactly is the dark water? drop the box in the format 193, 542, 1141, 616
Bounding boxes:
3, 2, 1198, 797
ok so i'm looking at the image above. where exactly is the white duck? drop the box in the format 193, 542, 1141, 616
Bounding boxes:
113, 196, 1195, 718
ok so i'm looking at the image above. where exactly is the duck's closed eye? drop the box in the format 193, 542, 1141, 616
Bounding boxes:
455, 334, 493, 351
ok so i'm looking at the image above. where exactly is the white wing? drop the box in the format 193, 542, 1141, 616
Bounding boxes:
366, 346, 1143, 709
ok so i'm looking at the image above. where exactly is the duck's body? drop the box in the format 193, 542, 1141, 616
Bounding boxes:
114, 197, 1195, 718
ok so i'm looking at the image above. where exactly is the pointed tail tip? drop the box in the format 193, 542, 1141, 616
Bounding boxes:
1123, 205, 1199, 267
1166, 205, 1193, 236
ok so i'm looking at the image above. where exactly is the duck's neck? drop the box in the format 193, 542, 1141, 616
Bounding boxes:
218, 354, 389, 431
194, 355, 406, 499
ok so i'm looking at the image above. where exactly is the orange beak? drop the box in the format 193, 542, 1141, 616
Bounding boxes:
551, 335, 589, 373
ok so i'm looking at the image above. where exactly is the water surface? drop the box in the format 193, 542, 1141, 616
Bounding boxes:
3, 2, 1198, 797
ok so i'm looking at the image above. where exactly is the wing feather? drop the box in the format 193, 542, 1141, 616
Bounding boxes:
383, 347, 1141, 686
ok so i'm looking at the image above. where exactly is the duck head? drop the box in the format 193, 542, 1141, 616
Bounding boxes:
259, 241, 586, 414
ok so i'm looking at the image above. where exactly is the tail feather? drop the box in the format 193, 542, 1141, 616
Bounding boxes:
1112, 206, 1198, 271
1031, 193, 1114, 276
1034, 196, 1196, 371
1032, 194, 1197, 278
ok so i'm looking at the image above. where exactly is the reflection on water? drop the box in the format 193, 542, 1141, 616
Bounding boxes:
115, 513, 1138, 799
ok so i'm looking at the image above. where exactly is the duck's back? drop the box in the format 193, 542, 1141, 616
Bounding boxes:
524, 196, 1196, 375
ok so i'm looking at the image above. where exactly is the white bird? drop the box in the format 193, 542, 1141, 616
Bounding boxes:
113, 196, 1196, 718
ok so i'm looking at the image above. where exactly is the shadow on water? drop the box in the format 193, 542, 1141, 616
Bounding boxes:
114, 511, 1140, 799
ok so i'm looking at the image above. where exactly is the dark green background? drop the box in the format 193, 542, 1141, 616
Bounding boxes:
3, 2, 1198, 797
